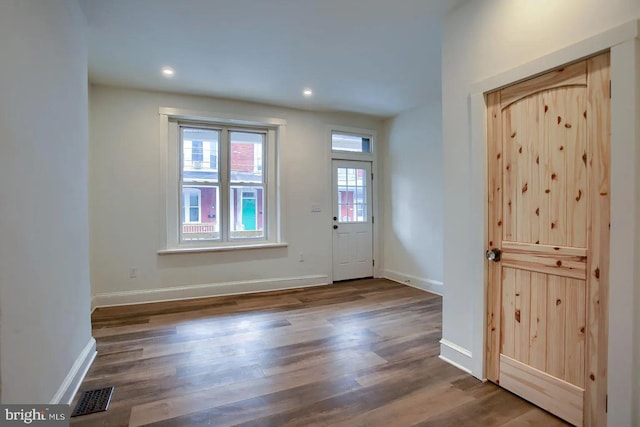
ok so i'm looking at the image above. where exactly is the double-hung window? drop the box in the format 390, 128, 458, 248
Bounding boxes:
160, 109, 283, 251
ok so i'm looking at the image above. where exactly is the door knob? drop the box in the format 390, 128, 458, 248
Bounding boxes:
486, 248, 501, 262
333, 225, 338, 229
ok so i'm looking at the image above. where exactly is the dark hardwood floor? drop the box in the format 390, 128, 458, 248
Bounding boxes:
71, 279, 567, 426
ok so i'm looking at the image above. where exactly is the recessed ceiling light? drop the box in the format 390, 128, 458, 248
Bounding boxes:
303, 88, 313, 97
162, 67, 175, 78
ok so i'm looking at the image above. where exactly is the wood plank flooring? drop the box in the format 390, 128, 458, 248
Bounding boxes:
71, 279, 567, 426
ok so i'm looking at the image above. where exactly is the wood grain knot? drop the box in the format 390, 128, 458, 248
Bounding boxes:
544, 105, 549, 113
551, 222, 556, 229
535, 208, 540, 216
594, 267, 600, 279
600, 192, 608, 196
556, 260, 562, 267
576, 190, 582, 202
583, 111, 587, 119
557, 116, 562, 124
580, 327, 585, 334
497, 153, 501, 159
545, 189, 550, 194
564, 123, 572, 128
559, 146, 564, 151
497, 221, 502, 226
536, 156, 539, 164
556, 299, 562, 306
582, 153, 587, 165
518, 146, 523, 154
590, 373, 596, 381
522, 183, 528, 193
511, 132, 517, 138
551, 173, 557, 180
515, 309, 521, 323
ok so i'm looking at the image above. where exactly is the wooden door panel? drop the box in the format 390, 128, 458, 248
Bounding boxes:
501, 267, 516, 359
501, 267, 586, 387
503, 86, 588, 247
546, 274, 567, 379
565, 278, 586, 388
528, 272, 548, 371
513, 270, 531, 365
566, 90, 588, 248
486, 53, 610, 426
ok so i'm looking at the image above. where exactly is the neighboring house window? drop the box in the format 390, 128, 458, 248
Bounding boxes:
182, 188, 201, 223
160, 108, 284, 250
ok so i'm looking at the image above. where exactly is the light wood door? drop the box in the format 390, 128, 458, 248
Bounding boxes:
486, 53, 610, 427
332, 160, 373, 281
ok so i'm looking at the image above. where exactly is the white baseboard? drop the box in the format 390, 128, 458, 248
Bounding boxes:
50, 337, 97, 404
439, 338, 473, 375
382, 269, 443, 295
92, 275, 330, 310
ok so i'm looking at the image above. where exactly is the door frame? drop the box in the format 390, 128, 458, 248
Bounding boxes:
327, 125, 379, 283
467, 21, 639, 426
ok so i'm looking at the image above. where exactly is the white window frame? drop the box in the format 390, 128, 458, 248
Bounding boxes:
158, 108, 286, 253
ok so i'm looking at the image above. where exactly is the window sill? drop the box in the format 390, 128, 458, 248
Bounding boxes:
157, 242, 288, 255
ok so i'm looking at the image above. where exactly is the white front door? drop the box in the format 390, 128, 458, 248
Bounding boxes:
332, 160, 373, 281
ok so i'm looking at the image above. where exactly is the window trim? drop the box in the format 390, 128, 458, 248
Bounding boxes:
159, 108, 286, 252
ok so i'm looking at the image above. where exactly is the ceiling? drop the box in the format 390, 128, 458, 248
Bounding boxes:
79, 0, 464, 118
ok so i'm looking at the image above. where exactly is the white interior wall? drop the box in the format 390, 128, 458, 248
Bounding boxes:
89, 85, 383, 303
442, 1, 640, 425
0, 0, 94, 403
380, 104, 443, 293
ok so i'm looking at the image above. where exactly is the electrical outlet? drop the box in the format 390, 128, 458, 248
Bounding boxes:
129, 267, 138, 278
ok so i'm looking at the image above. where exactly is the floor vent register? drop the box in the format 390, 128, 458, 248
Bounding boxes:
71, 386, 114, 417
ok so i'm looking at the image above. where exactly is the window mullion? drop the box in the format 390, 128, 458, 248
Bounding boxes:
220, 128, 230, 242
